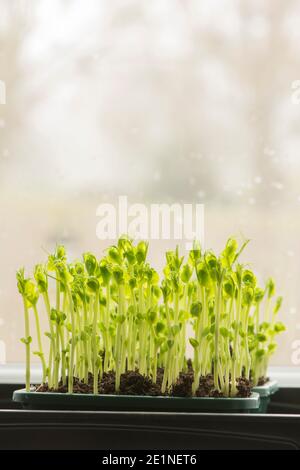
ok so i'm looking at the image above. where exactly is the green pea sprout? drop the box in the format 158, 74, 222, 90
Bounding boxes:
17, 236, 285, 396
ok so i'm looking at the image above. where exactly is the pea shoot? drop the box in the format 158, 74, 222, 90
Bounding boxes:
17, 237, 285, 396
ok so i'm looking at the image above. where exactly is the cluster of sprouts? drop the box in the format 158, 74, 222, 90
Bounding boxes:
16, 236, 285, 396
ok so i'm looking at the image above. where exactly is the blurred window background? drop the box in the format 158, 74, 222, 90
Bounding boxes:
0, 0, 300, 366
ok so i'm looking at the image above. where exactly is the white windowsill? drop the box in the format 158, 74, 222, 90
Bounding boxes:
0, 364, 43, 384
0, 364, 300, 387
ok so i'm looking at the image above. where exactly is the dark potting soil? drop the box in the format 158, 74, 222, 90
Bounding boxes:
236, 377, 251, 397
120, 371, 161, 396
35, 370, 161, 396
195, 374, 221, 397
171, 370, 194, 397
155, 367, 164, 387
35, 369, 251, 397
257, 376, 269, 386
170, 371, 251, 398
100, 370, 162, 396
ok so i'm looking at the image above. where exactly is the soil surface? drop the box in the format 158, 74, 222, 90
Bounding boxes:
236, 377, 251, 397
257, 376, 269, 386
171, 371, 194, 397
35, 368, 251, 397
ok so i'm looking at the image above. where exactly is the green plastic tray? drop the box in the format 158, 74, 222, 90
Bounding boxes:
252, 380, 279, 413
252, 380, 279, 398
13, 389, 260, 413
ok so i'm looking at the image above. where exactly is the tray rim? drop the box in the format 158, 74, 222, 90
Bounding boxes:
252, 380, 279, 398
13, 388, 260, 411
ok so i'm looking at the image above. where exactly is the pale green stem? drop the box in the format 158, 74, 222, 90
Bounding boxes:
231, 287, 241, 396
93, 291, 100, 394
104, 284, 111, 372
214, 278, 223, 391
66, 286, 76, 393
83, 298, 89, 383
42, 291, 55, 387
23, 300, 31, 392
33, 304, 47, 383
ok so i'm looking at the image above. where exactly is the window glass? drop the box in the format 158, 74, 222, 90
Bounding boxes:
0, 0, 298, 367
